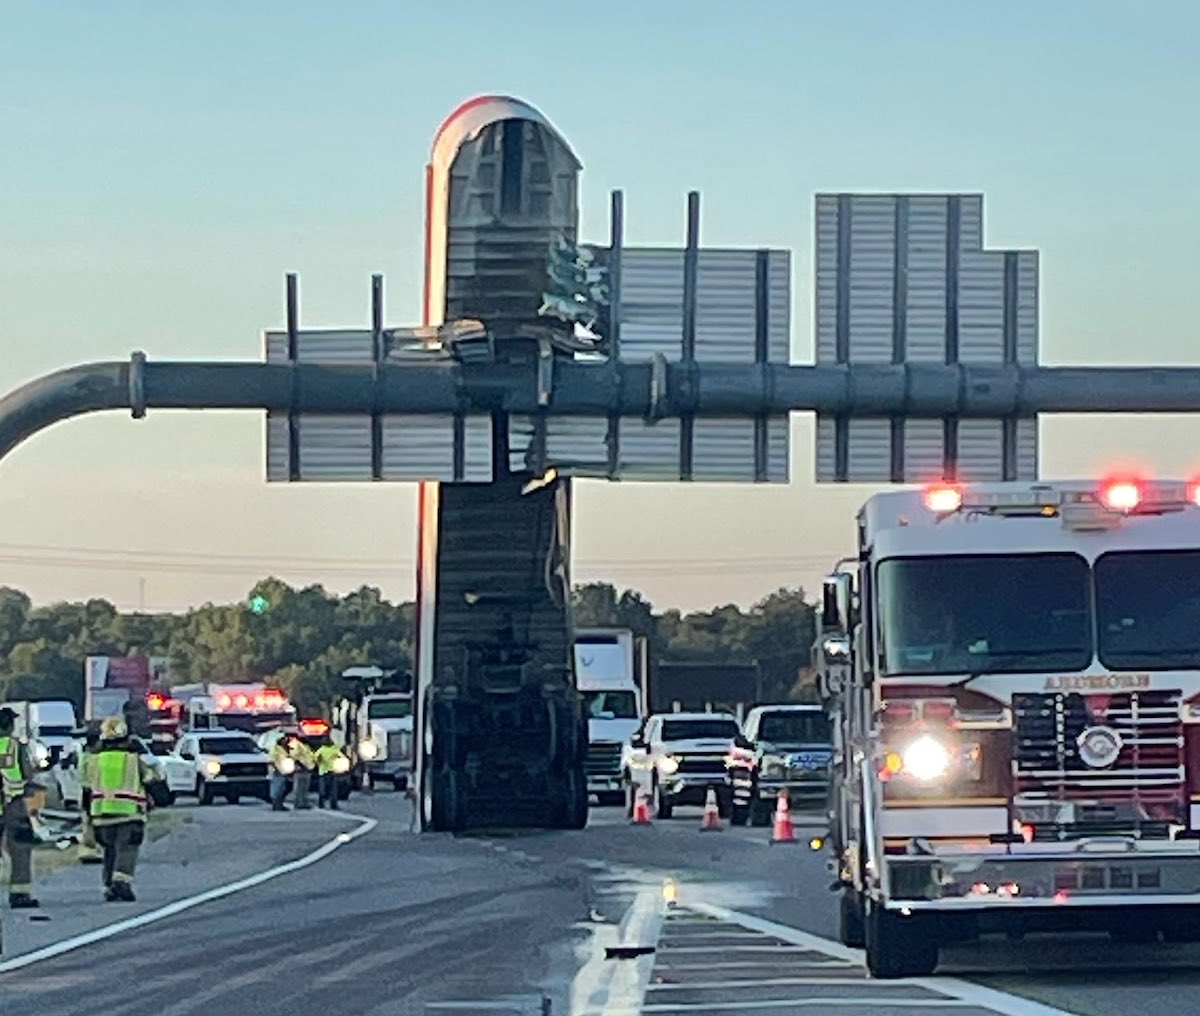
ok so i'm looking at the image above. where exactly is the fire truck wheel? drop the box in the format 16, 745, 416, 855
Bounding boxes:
865, 902, 938, 978
838, 890, 866, 947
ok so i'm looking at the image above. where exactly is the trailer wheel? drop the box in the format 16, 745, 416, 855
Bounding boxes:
433, 767, 461, 833
838, 889, 866, 947
563, 767, 588, 830
865, 901, 938, 978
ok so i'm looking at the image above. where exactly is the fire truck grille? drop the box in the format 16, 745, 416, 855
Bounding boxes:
1013, 691, 1185, 837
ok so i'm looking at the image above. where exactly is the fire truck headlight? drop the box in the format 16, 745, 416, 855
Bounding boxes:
359, 739, 379, 760
901, 736, 952, 782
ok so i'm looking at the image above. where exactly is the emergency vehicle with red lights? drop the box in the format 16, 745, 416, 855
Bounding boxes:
817, 478, 1200, 978
172, 683, 296, 737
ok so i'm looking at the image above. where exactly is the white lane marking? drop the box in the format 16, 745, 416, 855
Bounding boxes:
686, 902, 1081, 1016
0, 811, 376, 975
656, 944, 834, 954
570, 885, 665, 1016
646, 977, 870, 991
641, 999, 969, 1011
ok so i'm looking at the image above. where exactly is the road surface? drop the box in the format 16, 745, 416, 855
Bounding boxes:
3, 795, 1199, 1015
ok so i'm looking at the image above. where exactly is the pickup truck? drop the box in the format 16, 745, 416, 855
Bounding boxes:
623, 712, 741, 819
727, 704, 833, 826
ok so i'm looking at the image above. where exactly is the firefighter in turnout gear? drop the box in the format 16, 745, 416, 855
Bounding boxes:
84, 716, 162, 902
0, 706, 39, 908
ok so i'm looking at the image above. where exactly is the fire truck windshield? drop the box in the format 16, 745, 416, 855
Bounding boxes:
1097, 549, 1200, 669
877, 553, 1092, 676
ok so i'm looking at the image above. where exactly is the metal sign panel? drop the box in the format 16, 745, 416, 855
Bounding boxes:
813, 193, 1039, 483
264, 244, 792, 484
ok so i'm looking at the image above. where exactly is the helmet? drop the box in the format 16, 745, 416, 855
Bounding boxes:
100, 716, 128, 740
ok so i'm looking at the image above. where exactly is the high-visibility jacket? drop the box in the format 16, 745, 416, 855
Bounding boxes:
270, 741, 295, 774
314, 744, 347, 776
88, 749, 148, 821
0, 734, 28, 803
290, 740, 316, 771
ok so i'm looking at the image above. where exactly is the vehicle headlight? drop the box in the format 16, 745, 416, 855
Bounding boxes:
657, 754, 680, 775
332, 756, 350, 774
279, 757, 297, 775
32, 743, 50, 768
359, 739, 379, 760
204, 759, 222, 777
894, 736, 952, 783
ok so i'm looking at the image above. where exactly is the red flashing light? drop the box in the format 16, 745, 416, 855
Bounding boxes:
1188, 482, 1200, 508
235, 694, 249, 708
1099, 480, 1141, 512
299, 719, 329, 736
883, 701, 917, 725
923, 485, 963, 513
146, 693, 166, 710
920, 700, 956, 724
218, 694, 233, 709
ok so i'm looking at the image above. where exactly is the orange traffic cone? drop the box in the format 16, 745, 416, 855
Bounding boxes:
770, 789, 797, 844
630, 787, 653, 825
700, 787, 723, 831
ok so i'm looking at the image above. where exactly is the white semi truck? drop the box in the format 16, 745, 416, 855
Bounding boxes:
331, 667, 414, 791
574, 628, 645, 805
818, 479, 1200, 978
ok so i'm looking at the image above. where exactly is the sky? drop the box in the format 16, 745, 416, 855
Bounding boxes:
1, 0, 1199, 614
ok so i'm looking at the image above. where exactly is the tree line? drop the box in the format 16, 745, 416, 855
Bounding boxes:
0, 579, 817, 715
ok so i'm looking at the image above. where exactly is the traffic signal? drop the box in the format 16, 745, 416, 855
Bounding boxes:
539, 234, 609, 339
248, 594, 270, 615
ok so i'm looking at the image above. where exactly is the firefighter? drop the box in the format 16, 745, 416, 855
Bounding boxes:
0, 706, 39, 908
268, 734, 295, 812
289, 734, 315, 810
314, 736, 348, 811
85, 716, 161, 902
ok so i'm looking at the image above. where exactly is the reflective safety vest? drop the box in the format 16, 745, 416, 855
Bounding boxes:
290, 740, 316, 771
90, 750, 147, 819
0, 735, 25, 803
270, 741, 295, 774
315, 744, 346, 775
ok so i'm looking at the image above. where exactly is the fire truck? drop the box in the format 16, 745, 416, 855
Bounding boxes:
172, 683, 296, 737
817, 478, 1200, 978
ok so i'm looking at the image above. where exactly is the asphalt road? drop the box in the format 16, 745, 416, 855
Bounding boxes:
2, 795, 1200, 1015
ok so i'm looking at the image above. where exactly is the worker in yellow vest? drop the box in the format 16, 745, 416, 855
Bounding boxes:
0, 706, 39, 909
84, 716, 162, 902
268, 735, 296, 812
314, 737, 349, 811
289, 735, 316, 810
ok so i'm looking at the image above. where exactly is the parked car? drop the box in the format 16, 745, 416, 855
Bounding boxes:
727, 704, 833, 826
54, 735, 193, 809
623, 712, 742, 819
173, 729, 271, 805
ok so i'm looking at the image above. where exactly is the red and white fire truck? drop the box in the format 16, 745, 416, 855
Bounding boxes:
818, 478, 1200, 977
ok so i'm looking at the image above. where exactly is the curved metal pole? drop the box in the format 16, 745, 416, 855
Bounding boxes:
5, 354, 1200, 468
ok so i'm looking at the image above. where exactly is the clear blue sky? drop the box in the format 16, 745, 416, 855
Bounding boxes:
1, 1, 1198, 612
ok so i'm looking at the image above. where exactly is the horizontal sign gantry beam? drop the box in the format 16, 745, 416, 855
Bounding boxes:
1, 354, 1198, 463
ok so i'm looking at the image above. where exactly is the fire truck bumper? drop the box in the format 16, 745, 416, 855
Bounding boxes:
883, 840, 1200, 909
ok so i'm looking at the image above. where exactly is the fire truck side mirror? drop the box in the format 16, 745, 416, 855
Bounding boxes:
821, 574, 853, 633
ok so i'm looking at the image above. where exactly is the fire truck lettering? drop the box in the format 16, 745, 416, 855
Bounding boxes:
1043, 674, 1150, 692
